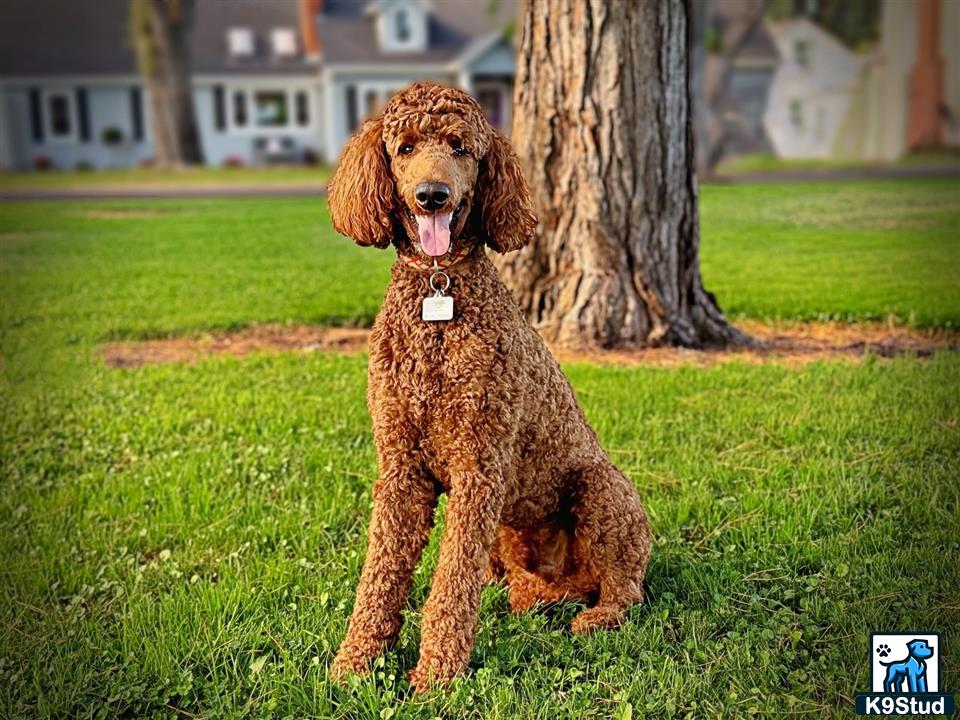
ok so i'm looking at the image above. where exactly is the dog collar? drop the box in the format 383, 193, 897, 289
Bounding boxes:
398, 244, 473, 272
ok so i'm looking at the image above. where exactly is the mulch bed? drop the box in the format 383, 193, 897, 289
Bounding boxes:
101, 320, 958, 369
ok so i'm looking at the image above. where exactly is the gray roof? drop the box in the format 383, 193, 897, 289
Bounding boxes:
0, 0, 315, 77
317, 0, 518, 65
191, 0, 316, 75
0, 0, 136, 76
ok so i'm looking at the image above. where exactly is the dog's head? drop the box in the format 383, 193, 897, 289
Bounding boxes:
327, 81, 536, 259
907, 639, 934, 660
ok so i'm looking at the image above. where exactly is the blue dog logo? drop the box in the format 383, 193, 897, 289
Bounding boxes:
880, 638, 935, 693
855, 632, 955, 716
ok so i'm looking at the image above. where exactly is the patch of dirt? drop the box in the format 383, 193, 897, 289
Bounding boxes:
102, 325, 369, 368
553, 320, 958, 368
0, 231, 54, 242
100, 320, 958, 369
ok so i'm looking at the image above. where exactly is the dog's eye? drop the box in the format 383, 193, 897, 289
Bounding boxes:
453, 145, 468, 157
398, 143, 414, 156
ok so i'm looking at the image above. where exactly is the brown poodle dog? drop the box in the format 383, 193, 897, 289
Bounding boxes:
327, 82, 652, 692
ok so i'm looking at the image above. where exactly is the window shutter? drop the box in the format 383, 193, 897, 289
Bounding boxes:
233, 90, 247, 127
213, 85, 226, 131
76, 87, 91, 141
28, 88, 44, 143
345, 85, 358, 133
295, 91, 309, 126
129, 87, 144, 141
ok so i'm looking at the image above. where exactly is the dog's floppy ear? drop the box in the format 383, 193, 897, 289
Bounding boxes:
327, 116, 394, 248
476, 128, 536, 253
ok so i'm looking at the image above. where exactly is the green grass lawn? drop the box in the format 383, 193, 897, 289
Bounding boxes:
1, 179, 958, 718
699, 180, 960, 327
0, 165, 330, 191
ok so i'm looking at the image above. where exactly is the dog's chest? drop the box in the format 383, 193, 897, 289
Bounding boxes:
377, 316, 504, 422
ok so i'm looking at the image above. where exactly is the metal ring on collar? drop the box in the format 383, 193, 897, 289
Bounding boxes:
429, 270, 451, 294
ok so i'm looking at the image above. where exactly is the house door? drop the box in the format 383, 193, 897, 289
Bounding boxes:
475, 85, 504, 130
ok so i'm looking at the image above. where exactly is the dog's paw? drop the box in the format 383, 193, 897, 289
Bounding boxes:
407, 655, 465, 693
571, 605, 626, 635
330, 647, 374, 683
876, 644, 892, 658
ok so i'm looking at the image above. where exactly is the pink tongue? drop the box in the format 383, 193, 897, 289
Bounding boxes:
416, 212, 452, 256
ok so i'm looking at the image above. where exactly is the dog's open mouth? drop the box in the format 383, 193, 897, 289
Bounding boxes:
409, 201, 466, 257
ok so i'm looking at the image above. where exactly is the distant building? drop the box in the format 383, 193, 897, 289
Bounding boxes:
0, 0, 517, 170
700, 0, 779, 158
763, 18, 862, 159
764, 0, 960, 161
835, 0, 960, 161
315, 0, 517, 159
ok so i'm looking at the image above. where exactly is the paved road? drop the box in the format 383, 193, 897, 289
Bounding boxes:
0, 184, 327, 201
1, 164, 958, 201
709, 163, 960, 184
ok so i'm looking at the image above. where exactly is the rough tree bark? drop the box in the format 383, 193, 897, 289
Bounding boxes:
130, 0, 203, 166
495, 0, 753, 349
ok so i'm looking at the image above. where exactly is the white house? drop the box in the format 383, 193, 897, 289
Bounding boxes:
315, 0, 518, 159
763, 18, 862, 159
834, 0, 960, 161
0, 0, 518, 170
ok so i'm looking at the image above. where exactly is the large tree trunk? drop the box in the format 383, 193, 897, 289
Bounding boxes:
131, 0, 203, 167
496, 0, 752, 349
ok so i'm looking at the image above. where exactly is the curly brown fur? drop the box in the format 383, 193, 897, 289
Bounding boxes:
328, 82, 652, 692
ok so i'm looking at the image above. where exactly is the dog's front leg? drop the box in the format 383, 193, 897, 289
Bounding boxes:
908, 666, 922, 693
331, 451, 437, 680
409, 470, 503, 692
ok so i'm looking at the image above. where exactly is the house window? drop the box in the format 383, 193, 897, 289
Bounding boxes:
789, 99, 804, 130
46, 91, 74, 139
228, 88, 310, 131
271, 28, 297, 57
253, 91, 288, 127
228, 27, 255, 57
364, 90, 380, 118
794, 39, 810, 68
396, 9, 411, 43
233, 90, 248, 126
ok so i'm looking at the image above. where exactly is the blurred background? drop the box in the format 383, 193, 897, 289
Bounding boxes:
2, 4, 958, 717
0, 0, 957, 180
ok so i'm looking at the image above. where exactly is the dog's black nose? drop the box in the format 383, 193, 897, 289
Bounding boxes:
415, 182, 450, 212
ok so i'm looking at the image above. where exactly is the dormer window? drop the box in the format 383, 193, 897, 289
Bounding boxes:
370, 1, 427, 53
228, 27, 255, 57
396, 9, 411, 43
271, 28, 297, 58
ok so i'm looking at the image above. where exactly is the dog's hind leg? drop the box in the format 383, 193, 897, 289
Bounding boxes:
884, 668, 903, 693
569, 462, 651, 635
